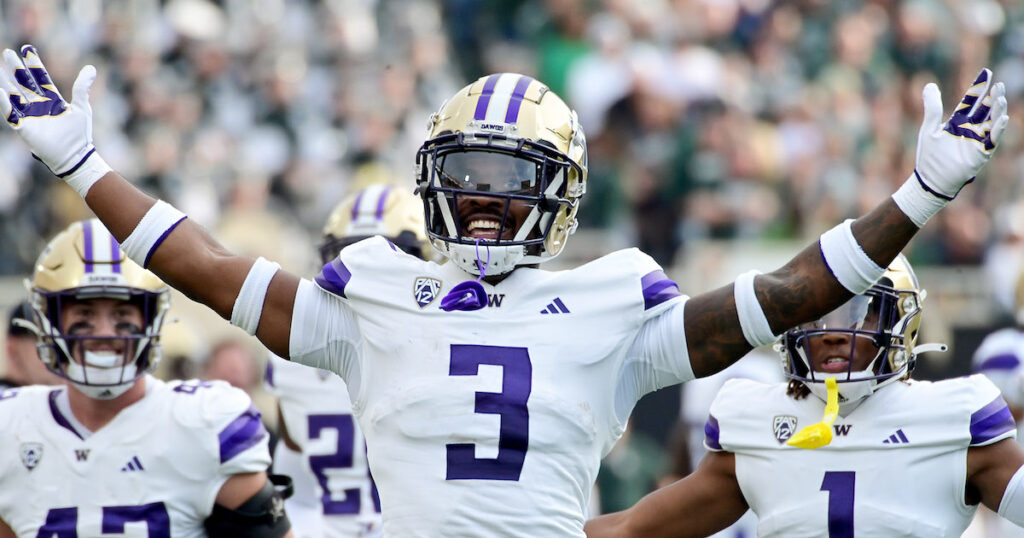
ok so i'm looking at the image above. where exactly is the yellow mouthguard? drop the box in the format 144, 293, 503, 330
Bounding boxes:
786, 377, 839, 449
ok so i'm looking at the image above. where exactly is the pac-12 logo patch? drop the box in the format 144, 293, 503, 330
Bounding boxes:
20, 442, 43, 471
414, 277, 442, 308
773, 415, 797, 444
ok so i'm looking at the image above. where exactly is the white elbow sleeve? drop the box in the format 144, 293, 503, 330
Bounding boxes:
231, 257, 281, 335
999, 464, 1024, 527
734, 270, 778, 348
818, 219, 885, 295
118, 200, 187, 268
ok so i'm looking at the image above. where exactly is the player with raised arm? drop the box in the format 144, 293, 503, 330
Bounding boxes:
0, 219, 293, 537
585, 256, 1024, 537
267, 185, 429, 537
0, 44, 1009, 536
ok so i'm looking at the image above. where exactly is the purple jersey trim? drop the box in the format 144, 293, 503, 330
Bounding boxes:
975, 353, 1022, 372
315, 258, 352, 298
503, 76, 535, 123
473, 74, 502, 121
48, 389, 85, 440
375, 186, 392, 219
264, 361, 275, 388
143, 216, 186, 268
641, 270, 681, 310
705, 415, 722, 450
82, 219, 95, 273
218, 404, 268, 463
970, 396, 1015, 446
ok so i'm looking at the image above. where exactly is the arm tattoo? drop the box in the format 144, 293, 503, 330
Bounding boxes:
685, 199, 918, 378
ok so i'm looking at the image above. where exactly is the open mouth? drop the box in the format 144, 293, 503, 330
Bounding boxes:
818, 356, 851, 373
463, 214, 513, 241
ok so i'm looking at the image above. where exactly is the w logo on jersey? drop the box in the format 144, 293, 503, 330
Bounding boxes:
833, 424, 853, 436
773, 415, 797, 444
20, 442, 42, 470
414, 277, 442, 308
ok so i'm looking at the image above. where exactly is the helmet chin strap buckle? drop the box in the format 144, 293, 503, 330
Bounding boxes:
440, 239, 490, 312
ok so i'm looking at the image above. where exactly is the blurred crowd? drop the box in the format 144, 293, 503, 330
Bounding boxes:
1, 0, 1023, 299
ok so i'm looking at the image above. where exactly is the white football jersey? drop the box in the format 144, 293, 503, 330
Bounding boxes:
288, 237, 692, 537
0, 377, 271, 537
706, 375, 1017, 537
267, 354, 381, 537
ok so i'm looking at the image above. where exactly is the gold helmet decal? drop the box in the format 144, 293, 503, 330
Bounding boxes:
319, 184, 429, 263
26, 219, 171, 398
416, 73, 587, 276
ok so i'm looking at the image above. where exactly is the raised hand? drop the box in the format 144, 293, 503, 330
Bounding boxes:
893, 68, 1010, 228
914, 68, 1009, 200
0, 44, 110, 195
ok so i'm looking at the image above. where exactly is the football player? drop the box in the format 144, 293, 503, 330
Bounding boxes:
0, 219, 293, 537
585, 256, 1024, 537
0, 44, 1010, 536
2, 301, 62, 389
266, 184, 429, 537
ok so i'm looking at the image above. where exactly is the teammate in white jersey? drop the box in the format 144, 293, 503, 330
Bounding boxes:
0, 219, 294, 538
267, 185, 429, 537
0, 43, 1010, 536
586, 256, 1024, 537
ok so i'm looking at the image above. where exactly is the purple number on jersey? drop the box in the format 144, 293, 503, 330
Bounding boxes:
36, 507, 77, 538
821, 471, 855, 538
172, 381, 214, 395
308, 414, 360, 515
102, 503, 170, 537
36, 503, 170, 537
446, 345, 532, 481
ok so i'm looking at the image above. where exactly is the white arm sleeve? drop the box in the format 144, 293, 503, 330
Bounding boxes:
999, 464, 1024, 527
615, 299, 692, 423
288, 278, 362, 386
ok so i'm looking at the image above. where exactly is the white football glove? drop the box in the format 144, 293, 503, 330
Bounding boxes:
0, 44, 111, 196
894, 68, 1010, 227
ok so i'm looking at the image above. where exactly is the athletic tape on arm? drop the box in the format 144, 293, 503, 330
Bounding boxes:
119, 200, 187, 268
734, 270, 778, 347
818, 219, 885, 295
231, 257, 282, 335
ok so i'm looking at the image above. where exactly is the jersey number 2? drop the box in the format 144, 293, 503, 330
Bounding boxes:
446, 345, 532, 481
307, 414, 380, 515
821, 471, 855, 538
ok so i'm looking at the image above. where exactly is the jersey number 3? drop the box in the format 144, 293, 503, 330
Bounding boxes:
446, 345, 532, 481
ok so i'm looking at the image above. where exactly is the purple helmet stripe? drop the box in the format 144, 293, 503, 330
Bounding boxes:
969, 396, 1015, 445
641, 270, 682, 310
314, 258, 352, 298
704, 415, 722, 450
503, 76, 534, 123
218, 404, 268, 463
375, 186, 392, 220
110, 233, 121, 274
48, 390, 85, 440
975, 353, 1022, 372
473, 74, 502, 121
351, 188, 367, 221
82, 219, 95, 273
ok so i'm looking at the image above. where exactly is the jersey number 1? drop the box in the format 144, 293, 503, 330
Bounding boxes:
446, 345, 532, 481
821, 471, 855, 538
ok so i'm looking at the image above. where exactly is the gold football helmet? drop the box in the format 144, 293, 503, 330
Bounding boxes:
319, 184, 430, 263
780, 254, 941, 404
25, 219, 170, 398
416, 73, 587, 275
